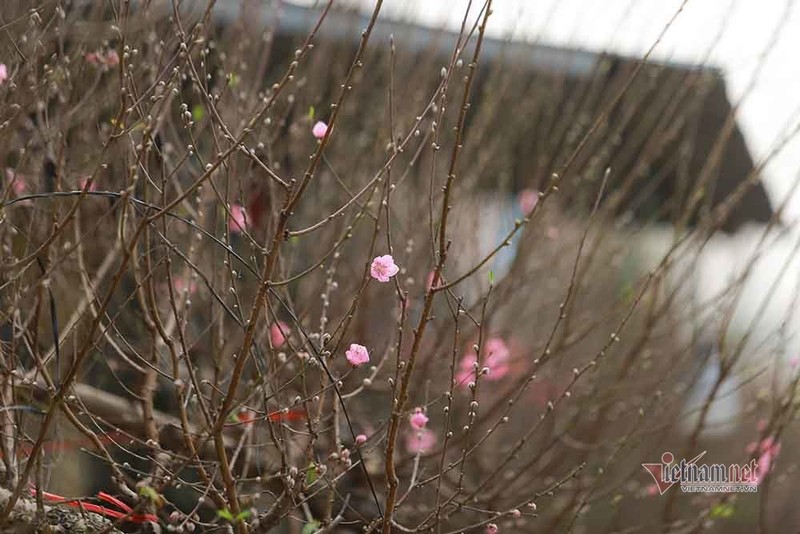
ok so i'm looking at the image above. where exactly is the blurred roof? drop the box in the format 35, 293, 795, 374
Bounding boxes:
201, 0, 774, 231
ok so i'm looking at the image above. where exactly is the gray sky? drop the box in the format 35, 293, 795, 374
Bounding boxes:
302, 0, 800, 222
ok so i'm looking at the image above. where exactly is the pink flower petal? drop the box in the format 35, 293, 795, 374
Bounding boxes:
409, 407, 428, 430
79, 177, 97, 192
270, 321, 290, 348
5, 169, 25, 195
456, 337, 511, 387
345, 343, 370, 367
0, 64, 8, 85
312, 121, 328, 139
405, 428, 436, 454
370, 254, 400, 283
228, 203, 247, 234
173, 277, 197, 296
517, 188, 540, 214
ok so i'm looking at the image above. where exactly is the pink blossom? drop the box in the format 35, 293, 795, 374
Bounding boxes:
405, 428, 436, 454
754, 436, 781, 485
79, 177, 97, 192
312, 121, 328, 139
517, 188, 540, 214
173, 277, 197, 295
355, 434, 368, 445
370, 254, 399, 283
456, 337, 511, 385
791, 356, 800, 370
409, 407, 428, 430
228, 203, 247, 234
0, 64, 7, 85
86, 50, 118, 67
270, 321, 290, 347
5, 168, 25, 195
345, 343, 370, 367
486, 524, 499, 533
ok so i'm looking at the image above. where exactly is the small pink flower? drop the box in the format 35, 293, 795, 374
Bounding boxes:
370, 254, 400, 283
510, 509, 521, 518
405, 428, 436, 453
517, 188, 540, 214
270, 321, 290, 347
355, 434, 368, 445
85, 52, 99, 65
228, 203, 247, 234
486, 524, 499, 533
312, 121, 328, 139
0, 64, 7, 85
409, 407, 428, 430
345, 343, 370, 367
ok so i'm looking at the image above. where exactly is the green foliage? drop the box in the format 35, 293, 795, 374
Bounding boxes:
192, 104, 205, 122
302, 519, 320, 534
710, 503, 735, 519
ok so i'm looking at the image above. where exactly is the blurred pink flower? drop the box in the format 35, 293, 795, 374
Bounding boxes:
345, 343, 370, 367
426, 270, 443, 291
405, 428, 436, 454
228, 203, 247, 234
754, 436, 780, 485
546, 226, 560, 240
370, 254, 399, 283
517, 188, 539, 214
270, 321, 290, 347
355, 434, 368, 445
79, 177, 97, 192
0, 64, 7, 85
5, 168, 25, 195
312, 121, 328, 139
409, 407, 428, 430
86, 50, 119, 68
456, 337, 511, 385
173, 277, 197, 296
486, 524, 498, 533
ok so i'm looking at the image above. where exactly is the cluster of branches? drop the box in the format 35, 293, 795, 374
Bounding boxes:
0, 0, 799, 533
